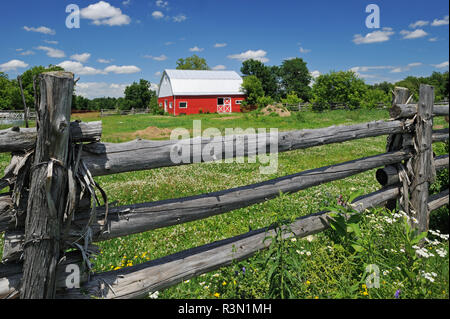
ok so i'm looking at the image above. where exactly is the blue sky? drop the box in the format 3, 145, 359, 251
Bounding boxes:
0, 0, 448, 98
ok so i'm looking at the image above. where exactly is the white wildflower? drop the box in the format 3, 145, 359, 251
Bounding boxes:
149, 291, 159, 299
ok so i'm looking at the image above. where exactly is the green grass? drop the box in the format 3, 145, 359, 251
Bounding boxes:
0, 109, 448, 299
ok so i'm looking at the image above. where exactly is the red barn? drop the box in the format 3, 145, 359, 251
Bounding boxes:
157, 69, 246, 115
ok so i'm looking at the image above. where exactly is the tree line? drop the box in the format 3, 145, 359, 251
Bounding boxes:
0, 55, 448, 113
239, 58, 449, 111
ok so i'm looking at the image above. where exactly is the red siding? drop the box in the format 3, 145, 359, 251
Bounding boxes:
158, 95, 246, 115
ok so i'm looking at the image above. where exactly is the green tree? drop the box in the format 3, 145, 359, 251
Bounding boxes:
281, 91, 303, 105
241, 59, 279, 99
279, 58, 312, 101
240, 75, 265, 107
361, 88, 391, 109
176, 54, 210, 70
311, 71, 367, 111
124, 79, 157, 110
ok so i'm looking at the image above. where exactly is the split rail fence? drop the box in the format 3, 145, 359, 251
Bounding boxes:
0, 72, 448, 299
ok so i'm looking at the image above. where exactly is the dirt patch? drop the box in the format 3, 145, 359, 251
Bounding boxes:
260, 105, 291, 117
212, 116, 242, 120
111, 126, 173, 141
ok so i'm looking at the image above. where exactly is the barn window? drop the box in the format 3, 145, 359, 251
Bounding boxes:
169, 102, 173, 109
217, 98, 224, 106
179, 102, 188, 108
236, 100, 243, 105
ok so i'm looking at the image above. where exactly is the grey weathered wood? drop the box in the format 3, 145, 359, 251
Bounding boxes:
385, 87, 411, 211
0, 150, 415, 241
410, 84, 435, 233
17, 75, 29, 128
0, 121, 102, 153
376, 154, 448, 187
432, 128, 449, 143
1, 231, 24, 263
390, 103, 449, 119
82, 120, 411, 177
427, 189, 449, 212
20, 71, 74, 299
77, 150, 411, 241
0, 184, 402, 299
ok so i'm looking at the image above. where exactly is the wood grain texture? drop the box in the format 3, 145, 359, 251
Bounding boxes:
82, 120, 410, 177
0, 184, 401, 299
410, 84, 435, 233
390, 103, 448, 119
20, 72, 74, 299
0, 121, 102, 153
427, 189, 449, 212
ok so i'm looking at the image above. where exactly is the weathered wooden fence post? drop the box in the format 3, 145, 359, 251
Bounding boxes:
20, 72, 74, 299
17, 75, 29, 128
385, 87, 410, 211
410, 84, 435, 233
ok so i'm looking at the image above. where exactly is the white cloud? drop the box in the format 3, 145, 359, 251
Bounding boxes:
432, 61, 449, 69
155, 71, 162, 77
75, 82, 129, 99
350, 65, 394, 73
400, 29, 428, 39
71, 53, 91, 63
58, 61, 105, 75
156, 0, 169, 8
212, 65, 227, 70
409, 20, 429, 28
299, 47, 311, 53
165, 41, 175, 46
353, 27, 394, 44
143, 54, 168, 61
173, 14, 187, 22
189, 46, 204, 52
152, 11, 164, 19
104, 65, 141, 74
97, 58, 112, 64
80, 1, 131, 26
428, 37, 438, 42
214, 43, 227, 48
19, 50, 35, 56
228, 49, 269, 63
0, 59, 29, 72
23, 26, 55, 35
44, 40, 59, 45
123, 0, 131, 6
390, 62, 422, 73
431, 15, 449, 26
36, 46, 66, 58
310, 70, 320, 79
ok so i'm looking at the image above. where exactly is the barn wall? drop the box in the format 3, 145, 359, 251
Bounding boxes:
158, 95, 245, 115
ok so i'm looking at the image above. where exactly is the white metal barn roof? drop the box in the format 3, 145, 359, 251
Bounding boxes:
158, 69, 245, 98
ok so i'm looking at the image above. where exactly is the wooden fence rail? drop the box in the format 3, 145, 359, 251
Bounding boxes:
0, 76, 448, 299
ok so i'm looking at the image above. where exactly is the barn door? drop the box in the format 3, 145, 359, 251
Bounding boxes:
217, 97, 232, 113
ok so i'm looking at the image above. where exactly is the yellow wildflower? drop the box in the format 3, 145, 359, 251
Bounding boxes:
314, 296, 319, 299
306, 280, 311, 286
222, 281, 227, 286
214, 293, 220, 298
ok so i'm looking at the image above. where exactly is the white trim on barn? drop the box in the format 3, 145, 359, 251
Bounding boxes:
158, 69, 245, 98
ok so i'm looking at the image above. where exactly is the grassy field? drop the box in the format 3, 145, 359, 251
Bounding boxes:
0, 109, 448, 299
